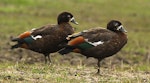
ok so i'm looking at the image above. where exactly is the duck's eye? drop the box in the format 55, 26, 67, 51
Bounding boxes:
114, 23, 119, 27
67, 15, 71, 18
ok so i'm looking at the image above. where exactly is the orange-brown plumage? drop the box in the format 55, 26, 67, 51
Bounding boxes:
19, 31, 31, 39
68, 36, 85, 46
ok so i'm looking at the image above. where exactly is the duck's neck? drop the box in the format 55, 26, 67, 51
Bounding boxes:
59, 22, 70, 26
59, 23, 74, 34
117, 32, 128, 45
59, 23, 72, 29
117, 32, 127, 37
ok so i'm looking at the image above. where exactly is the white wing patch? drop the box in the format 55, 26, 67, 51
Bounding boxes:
85, 39, 104, 46
31, 35, 42, 40
31, 28, 36, 31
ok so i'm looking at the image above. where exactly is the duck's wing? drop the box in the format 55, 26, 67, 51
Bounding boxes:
59, 28, 116, 55
68, 28, 116, 46
82, 28, 116, 46
11, 24, 59, 50
31, 24, 57, 36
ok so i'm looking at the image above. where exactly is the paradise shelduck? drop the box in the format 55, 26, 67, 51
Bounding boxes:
59, 20, 128, 74
11, 12, 78, 63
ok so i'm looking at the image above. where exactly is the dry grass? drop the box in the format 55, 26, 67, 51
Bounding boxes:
0, 62, 149, 83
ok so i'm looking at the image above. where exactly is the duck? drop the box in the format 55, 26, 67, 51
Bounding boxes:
11, 12, 78, 64
59, 20, 127, 74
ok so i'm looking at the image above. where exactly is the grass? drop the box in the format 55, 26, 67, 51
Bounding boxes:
0, 0, 150, 82
0, 62, 149, 83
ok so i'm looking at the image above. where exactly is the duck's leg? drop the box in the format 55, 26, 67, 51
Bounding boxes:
44, 53, 51, 64
44, 54, 48, 64
47, 54, 51, 63
44, 55, 47, 64
97, 58, 102, 74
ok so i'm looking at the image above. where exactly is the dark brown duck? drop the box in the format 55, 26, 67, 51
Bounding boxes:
11, 12, 78, 63
59, 20, 128, 74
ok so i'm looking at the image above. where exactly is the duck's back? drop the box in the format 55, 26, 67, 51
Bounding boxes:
28, 23, 74, 54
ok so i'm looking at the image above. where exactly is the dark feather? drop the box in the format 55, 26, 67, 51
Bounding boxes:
59, 20, 128, 74
11, 12, 78, 63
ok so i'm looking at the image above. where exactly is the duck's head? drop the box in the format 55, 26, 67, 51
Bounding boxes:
107, 20, 127, 33
57, 12, 78, 25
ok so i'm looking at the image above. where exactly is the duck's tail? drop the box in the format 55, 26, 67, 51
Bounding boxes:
10, 37, 25, 49
58, 45, 76, 55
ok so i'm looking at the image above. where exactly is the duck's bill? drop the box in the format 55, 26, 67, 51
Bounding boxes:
70, 17, 78, 25
117, 25, 127, 33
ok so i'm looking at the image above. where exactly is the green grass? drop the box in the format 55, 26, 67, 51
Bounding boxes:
0, 0, 150, 82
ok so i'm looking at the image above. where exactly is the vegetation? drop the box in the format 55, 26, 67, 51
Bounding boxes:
0, 0, 150, 82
